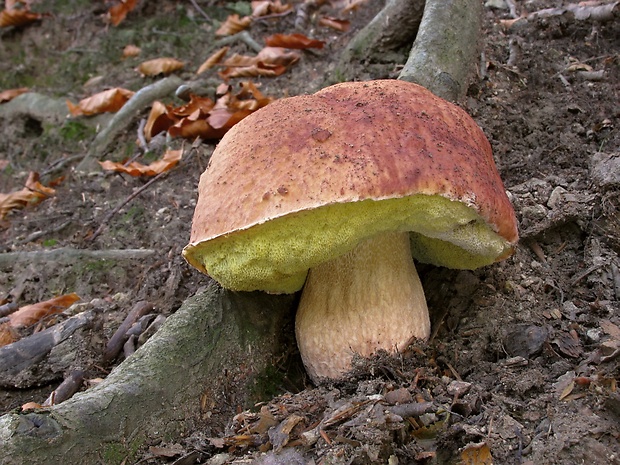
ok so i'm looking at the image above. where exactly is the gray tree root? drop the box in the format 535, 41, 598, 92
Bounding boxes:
338, 0, 425, 66
0, 284, 295, 465
398, 0, 482, 101
0, 2, 483, 462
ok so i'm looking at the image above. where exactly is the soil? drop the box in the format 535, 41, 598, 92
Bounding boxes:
1, 1, 619, 464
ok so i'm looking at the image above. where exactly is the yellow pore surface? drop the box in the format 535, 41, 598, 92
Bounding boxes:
184, 194, 513, 294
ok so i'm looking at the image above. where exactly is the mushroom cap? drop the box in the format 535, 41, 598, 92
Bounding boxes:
183, 80, 519, 293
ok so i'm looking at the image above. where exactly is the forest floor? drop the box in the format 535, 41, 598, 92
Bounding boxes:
0, 0, 619, 464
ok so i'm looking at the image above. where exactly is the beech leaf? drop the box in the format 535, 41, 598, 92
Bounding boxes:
8, 293, 81, 329
264, 33, 325, 49
215, 14, 252, 36
106, 0, 139, 26
0, 87, 29, 103
0, 7, 42, 27
196, 47, 230, 75
0, 172, 56, 220
137, 58, 185, 77
99, 149, 183, 177
66, 88, 135, 116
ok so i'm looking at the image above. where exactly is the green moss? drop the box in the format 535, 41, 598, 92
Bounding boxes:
184, 195, 513, 294
101, 437, 143, 465
60, 121, 96, 142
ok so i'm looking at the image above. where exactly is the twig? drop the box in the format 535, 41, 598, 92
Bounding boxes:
11, 219, 72, 248
0, 302, 19, 318
215, 30, 263, 53
136, 118, 148, 152
188, 0, 211, 22
0, 248, 155, 268
89, 170, 169, 242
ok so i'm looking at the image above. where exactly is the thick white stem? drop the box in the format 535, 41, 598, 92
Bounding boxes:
295, 231, 430, 382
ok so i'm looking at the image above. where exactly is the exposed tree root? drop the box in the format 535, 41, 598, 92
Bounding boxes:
0, 1, 486, 462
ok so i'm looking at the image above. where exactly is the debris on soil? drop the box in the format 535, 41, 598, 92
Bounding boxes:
0, 0, 619, 464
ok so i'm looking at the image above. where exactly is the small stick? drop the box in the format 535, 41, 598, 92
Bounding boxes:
215, 30, 263, 53
103, 301, 153, 363
0, 302, 19, 318
89, 170, 169, 242
189, 0, 211, 22
43, 370, 85, 406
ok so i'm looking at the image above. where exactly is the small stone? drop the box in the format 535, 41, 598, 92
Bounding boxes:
384, 387, 412, 405
447, 380, 472, 397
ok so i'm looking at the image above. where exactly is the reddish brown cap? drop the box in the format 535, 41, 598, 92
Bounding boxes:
183, 80, 518, 292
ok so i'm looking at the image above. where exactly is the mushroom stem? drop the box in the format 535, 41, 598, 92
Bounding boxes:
295, 231, 430, 382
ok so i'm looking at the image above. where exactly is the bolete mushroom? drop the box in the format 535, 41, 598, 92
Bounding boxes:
183, 80, 518, 383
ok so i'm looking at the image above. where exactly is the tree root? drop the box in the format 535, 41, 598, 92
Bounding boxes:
0, 1, 485, 462
0, 247, 156, 268
0, 284, 294, 464
398, 0, 482, 101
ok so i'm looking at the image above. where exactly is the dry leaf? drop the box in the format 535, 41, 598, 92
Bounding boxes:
215, 14, 252, 36
144, 101, 177, 141
0, 171, 56, 220
460, 442, 493, 465
21, 402, 45, 410
137, 57, 185, 77
66, 87, 135, 116
106, 0, 139, 26
600, 319, 620, 337
196, 47, 230, 75
265, 33, 325, 49
122, 44, 141, 58
0, 7, 41, 27
251, 0, 292, 17
219, 47, 299, 79
0, 87, 29, 103
318, 16, 350, 32
99, 149, 183, 177
336, 0, 369, 14
8, 293, 80, 329
0, 322, 18, 346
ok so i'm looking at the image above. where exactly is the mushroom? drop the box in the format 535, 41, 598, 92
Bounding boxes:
183, 80, 518, 383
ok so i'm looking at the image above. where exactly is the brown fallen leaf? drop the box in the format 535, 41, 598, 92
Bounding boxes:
0, 171, 56, 220
8, 293, 81, 329
106, 0, 139, 26
66, 87, 135, 116
265, 33, 325, 49
318, 16, 350, 32
215, 14, 252, 36
251, 0, 292, 17
0, 7, 42, 27
144, 101, 177, 141
196, 47, 230, 75
0, 87, 29, 103
122, 44, 141, 58
0, 322, 18, 346
137, 57, 185, 77
99, 149, 183, 177
220, 47, 299, 79
460, 442, 493, 465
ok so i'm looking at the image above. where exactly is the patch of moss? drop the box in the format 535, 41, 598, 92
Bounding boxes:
101, 437, 143, 465
60, 121, 96, 143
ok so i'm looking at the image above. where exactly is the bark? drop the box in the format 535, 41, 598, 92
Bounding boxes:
398, 0, 482, 101
338, 0, 425, 66
0, 283, 295, 465
337, 0, 482, 102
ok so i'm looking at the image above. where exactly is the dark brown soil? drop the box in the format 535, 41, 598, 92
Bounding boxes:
1, 1, 619, 464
